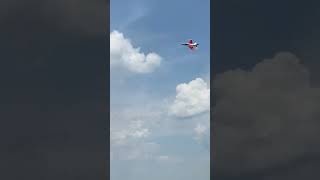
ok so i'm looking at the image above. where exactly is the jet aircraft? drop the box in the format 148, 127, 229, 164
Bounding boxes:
181, 39, 199, 50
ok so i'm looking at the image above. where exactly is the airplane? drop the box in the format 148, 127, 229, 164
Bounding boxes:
181, 39, 199, 50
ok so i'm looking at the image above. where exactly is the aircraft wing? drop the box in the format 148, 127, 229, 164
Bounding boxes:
188, 39, 193, 44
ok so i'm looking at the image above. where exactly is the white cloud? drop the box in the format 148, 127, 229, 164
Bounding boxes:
110, 30, 162, 73
193, 122, 210, 151
194, 123, 208, 141
169, 78, 210, 118
111, 119, 150, 146
125, 142, 160, 160
112, 140, 160, 161
111, 117, 159, 161
156, 155, 170, 161
155, 155, 183, 164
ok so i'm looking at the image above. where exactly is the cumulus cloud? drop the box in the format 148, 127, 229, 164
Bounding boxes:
111, 117, 161, 161
193, 123, 210, 151
169, 78, 210, 118
213, 52, 320, 179
111, 122, 175, 161
194, 123, 208, 141
110, 30, 162, 73
111, 119, 150, 146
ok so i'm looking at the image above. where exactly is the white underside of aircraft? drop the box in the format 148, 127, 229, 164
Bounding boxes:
181, 39, 199, 50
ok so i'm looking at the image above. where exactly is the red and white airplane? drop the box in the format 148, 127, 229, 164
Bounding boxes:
181, 39, 199, 50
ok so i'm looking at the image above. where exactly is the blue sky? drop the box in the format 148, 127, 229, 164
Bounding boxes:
110, 0, 210, 179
